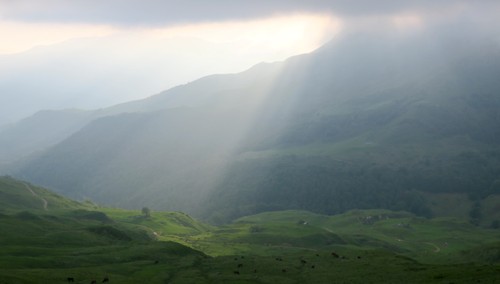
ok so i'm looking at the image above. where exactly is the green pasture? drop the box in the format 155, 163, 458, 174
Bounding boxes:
1, 176, 499, 283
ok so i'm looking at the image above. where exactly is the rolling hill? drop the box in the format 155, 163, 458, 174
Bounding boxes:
1, 176, 499, 283
0, 176, 212, 283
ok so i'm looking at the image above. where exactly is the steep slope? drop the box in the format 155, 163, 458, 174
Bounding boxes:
202, 32, 500, 221
15, 108, 253, 212
11, 27, 500, 222
0, 62, 284, 166
104, 61, 284, 114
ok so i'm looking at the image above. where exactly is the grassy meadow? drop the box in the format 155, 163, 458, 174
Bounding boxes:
1, 176, 500, 283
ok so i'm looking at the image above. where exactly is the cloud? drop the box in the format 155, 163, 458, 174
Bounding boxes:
0, 0, 498, 126
0, 13, 339, 124
0, 0, 491, 27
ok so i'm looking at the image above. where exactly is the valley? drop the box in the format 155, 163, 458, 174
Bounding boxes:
1, 3, 500, 282
1, 176, 499, 283
4, 28, 500, 225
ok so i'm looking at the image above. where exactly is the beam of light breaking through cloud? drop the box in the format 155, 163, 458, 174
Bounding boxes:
0, 13, 341, 124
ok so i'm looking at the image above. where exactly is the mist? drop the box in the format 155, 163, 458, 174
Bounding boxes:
1, 2, 500, 282
1, 0, 500, 220
0, 13, 336, 126
3, 1, 499, 126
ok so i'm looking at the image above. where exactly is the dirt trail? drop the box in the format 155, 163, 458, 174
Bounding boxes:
323, 227, 335, 234
423, 242, 441, 253
396, 238, 441, 253
23, 183, 48, 210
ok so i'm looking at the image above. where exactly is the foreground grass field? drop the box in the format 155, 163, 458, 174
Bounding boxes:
1, 176, 500, 283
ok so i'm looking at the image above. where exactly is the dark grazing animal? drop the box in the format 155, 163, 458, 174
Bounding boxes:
90, 280, 97, 284
300, 259, 307, 264
237, 263, 243, 268
331, 252, 340, 258
233, 271, 240, 275
102, 276, 109, 283
67, 277, 74, 283
282, 269, 287, 273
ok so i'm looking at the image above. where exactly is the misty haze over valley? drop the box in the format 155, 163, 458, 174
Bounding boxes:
1, 1, 500, 283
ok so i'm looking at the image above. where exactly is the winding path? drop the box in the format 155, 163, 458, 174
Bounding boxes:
423, 242, 441, 253
23, 182, 48, 210
395, 238, 441, 253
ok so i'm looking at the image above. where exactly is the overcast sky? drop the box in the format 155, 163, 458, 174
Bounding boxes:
0, 0, 499, 125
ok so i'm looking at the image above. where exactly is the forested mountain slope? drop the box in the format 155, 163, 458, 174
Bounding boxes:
11, 27, 500, 223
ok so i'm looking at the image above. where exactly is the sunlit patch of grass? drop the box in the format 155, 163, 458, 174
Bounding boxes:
2, 176, 500, 282
2, 206, 500, 283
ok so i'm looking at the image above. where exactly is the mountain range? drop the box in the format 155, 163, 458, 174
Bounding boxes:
2, 26, 500, 224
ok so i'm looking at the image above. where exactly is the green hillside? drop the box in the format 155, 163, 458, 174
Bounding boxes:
191, 210, 500, 263
0, 176, 87, 213
1, 177, 500, 283
0, 177, 208, 283
9, 29, 500, 224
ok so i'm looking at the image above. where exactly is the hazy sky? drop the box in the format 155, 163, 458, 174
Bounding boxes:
0, 0, 499, 125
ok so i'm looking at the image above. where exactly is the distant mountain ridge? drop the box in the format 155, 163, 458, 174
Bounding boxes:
0, 61, 284, 166
5, 27, 500, 223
